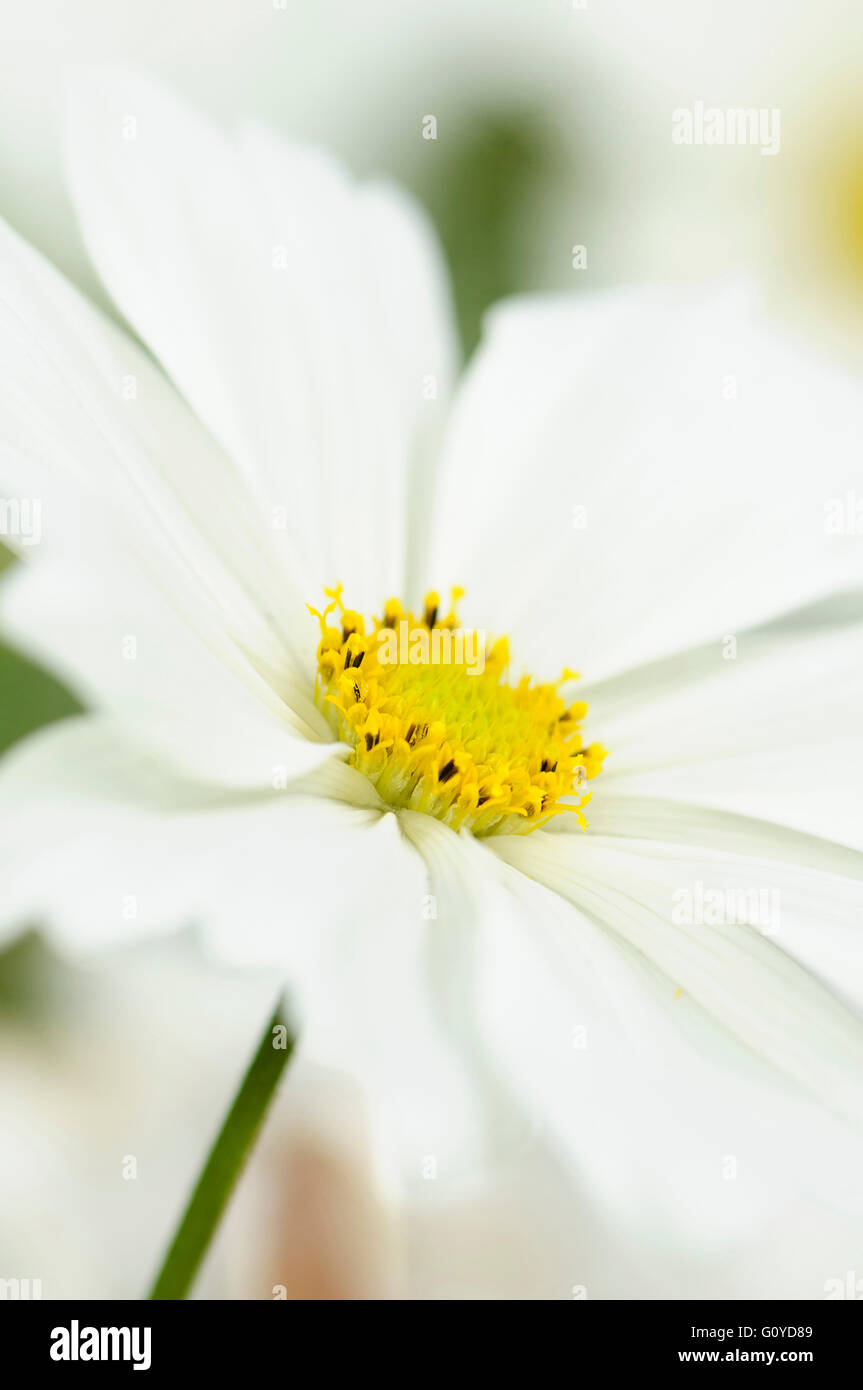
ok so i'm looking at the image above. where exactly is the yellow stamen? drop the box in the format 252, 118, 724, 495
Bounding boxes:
309, 587, 606, 836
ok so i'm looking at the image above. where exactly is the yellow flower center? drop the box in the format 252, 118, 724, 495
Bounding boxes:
309, 586, 606, 836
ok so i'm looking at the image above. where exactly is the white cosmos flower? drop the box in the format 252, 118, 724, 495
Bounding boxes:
582, 0, 863, 362
2, 69, 863, 1248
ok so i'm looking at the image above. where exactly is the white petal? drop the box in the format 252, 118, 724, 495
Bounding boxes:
585, 601, 863, 847
0, 716, 342, 950
65, 69, 458, 613
428, 284, 863, 680
414, 821, 863, 1242
0, 562, 334, 788
399, 808, 541, 1166
494, 829, 863, 1124
0, 208, 327, 745
586, 794, 863, 885
612, 829, 863, 1015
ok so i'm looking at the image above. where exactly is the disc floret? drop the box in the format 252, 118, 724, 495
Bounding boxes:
310, 586, 606, 836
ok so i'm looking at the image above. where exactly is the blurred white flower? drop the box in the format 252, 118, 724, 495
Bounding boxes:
1, 71, 863, 1255
578, 0, 863, 361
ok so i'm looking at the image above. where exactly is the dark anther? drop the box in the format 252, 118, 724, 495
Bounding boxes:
425, 604, 438, 628
438, 758, 457, 783
352, 682, 361, 702
351, 650, 364, 667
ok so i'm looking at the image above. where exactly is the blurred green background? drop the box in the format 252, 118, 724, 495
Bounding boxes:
0, 542, 81, 759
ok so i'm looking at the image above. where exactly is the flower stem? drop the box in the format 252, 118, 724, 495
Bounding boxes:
149, 993, 295, 1300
